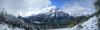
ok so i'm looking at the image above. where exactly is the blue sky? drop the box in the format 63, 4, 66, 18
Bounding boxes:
50, 0, 76, 8
50, 0, 96, 8
50, 0, 67, 8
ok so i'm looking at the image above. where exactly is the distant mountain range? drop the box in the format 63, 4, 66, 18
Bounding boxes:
0, 6, 95, 29
20, 6, 77, 29
23, 8, 74, 24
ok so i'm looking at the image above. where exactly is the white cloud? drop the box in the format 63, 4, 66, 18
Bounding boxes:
0, 0, 51, 16
62, 0, 97, 17
63, 2, 96, 17
24, 0, 51, 9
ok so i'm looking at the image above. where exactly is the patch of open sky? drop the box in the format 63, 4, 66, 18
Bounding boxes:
50, 0, 96, 9
50, 0, 96, 17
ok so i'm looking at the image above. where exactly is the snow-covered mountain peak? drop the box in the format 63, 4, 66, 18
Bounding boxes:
21, 6, 57, 17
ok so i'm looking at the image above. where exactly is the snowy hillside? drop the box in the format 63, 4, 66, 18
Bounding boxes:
20, 6, 56, 17
0, 0, 98, 30
20, 5, 96, 17
43, 16, 98, 30
0, 5, 98, 30
0, 24, 25, 30
0, 16, 98, 30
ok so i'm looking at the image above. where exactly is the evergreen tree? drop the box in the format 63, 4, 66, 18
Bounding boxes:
0, 8, 6, 20
95, 0, 100, 30
17, 14, 23, 19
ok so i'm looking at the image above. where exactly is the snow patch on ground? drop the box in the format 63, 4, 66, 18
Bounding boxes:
80, 16, 98, 30
0, 24, 25, 30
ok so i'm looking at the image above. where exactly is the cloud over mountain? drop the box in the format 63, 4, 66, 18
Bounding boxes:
0, 0, 51, 16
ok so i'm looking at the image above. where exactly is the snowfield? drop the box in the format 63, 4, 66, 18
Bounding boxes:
80, 16, 98, 30
0, 24, 25, 30
20, 6, 56, 17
